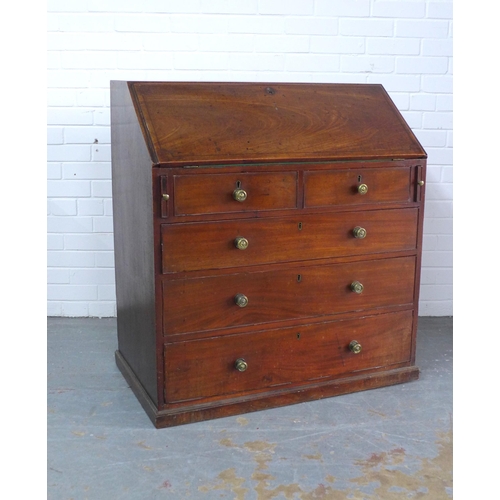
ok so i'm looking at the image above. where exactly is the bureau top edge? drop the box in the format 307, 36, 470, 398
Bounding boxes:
118, 81, 427, 167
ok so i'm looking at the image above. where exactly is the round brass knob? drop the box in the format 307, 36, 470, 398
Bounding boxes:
358, 183, 368, 195
235, 358, 248, 372
233, 188, 247, 202
234, 237, 249, 250
350, 281, 364, 294
349, 340, 362, 354
234, 293, 249, 308
353, 226, 367, 239
418, 180, 425, 186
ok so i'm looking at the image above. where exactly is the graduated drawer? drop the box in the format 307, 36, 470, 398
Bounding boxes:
162, 256, 415, 336
304, 167, 412, 207
173, 171, 297, 215
161, 208, 418, 273
164, 310, 413, 403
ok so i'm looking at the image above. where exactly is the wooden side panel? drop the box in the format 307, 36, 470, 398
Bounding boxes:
164, 310, 413, 403
162, 256, 416, 335
111, 81, 158, 405
161, 208, 418, 273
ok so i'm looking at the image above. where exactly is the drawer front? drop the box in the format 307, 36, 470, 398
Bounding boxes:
161, 208, 418, 273
173, 171, 297, 215
304, 168, 412, 207
164, 310, 413, 402
163, 256, 415, 335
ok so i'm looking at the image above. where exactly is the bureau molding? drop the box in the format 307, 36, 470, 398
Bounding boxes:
111, 81, 426, 428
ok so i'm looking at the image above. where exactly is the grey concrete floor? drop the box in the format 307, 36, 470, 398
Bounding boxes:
47, 317, 452, 499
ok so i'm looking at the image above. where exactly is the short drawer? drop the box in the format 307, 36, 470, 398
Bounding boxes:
173, 171, 297, 215
164, 310, 413, 402
163, 256, 416, 335
161, 208, 418, 273
304, 167, 412, 207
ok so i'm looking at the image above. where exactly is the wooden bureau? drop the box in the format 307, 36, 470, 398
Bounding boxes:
110, 81, 427, 428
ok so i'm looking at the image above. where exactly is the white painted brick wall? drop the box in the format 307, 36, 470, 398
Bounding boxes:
47, 0, 453, 317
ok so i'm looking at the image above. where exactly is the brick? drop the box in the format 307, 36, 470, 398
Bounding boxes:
91, 181, 112, 197
422, 234, 438, 251
367, 74, 421, 92
396, 56, 448, 74
61, 51, 116, 70
55, 13, 115, 32
425, 201, 453, 218
47, 180, 91, 198
93, 216, 114, 233
441, 167, 452, 183
315, 0, 370, 16
285, 54, 340, 72
104, 199, 113, 216
48, 269, 70, 284
48, 127, 64, 145
47, 89, 77, 106
143, 33, 199, 51
93, 108, 111, 126
396, 19, 448, 38
95, 252, 115, 268
427, 2, 453, 19
258, 0, 314, 16
422, 75, 453, 93
230, 53, 285, 71
48, 284, 98, 300
77, 199, 104, 216
47, 216, 93, 234
70, 269, 115, 285
63, 163, 111, 180
48, 199, 77, 216
114, 14, 169, 32
47, 52, 60, 69
372, 1, 425, 18
47, 145, 91, 162
47, 251, 95, 267
47, 70, 91, 88
64, 127, 110, 144
87, 0, 142, 12
421, 250, 453, 267
410, 94, 436, 111
48, 234, 64, 250
64, 233, 114, 250
418, 301, 452, 316
311, 36, 364, 54
420, 268, 453, 285
413, 129, 447, 147
47, 302, 62, 316
89, 302, 116, 318
419, 284, 452, 301
48, 108, 94, 126
174, 52, 229, 70
201, 0, 258, 14
48, 32, 144, 51
98, 285, 117, 300
425, 147, 453, 165
366, 37, 420, 55
390, 93, 410, 111
61, 302, 90, 317
423, 112, 452, 130
254, 35, 309, 53
47, 164, 62, 180
437, 234, 453, 251
92, 145, 111, 162
228, 15, 285, 33
48, 0, 89, 12
425, 181, 453, 199
170, 14, 229, 33
75, 89, 107, 107
197, 34, 254, 52
422, 39, 452, 56
340, 18, 394, 37
398, 111, 422, 129
143, 0, 202, 13
285, 17, 338, 35
341, 55, 395, 73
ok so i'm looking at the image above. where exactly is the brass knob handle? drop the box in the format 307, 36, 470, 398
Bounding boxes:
358, 183, 368, 195
233, 188, 247, 202
234, 293, 249, 308
349, 340, 362, 354
350, 281, 364, 294
162, 194, 170, 201
353, 226, 367, 239
235, 358, 248, 372
234, 237, 249, 250
418, 180, 425, 186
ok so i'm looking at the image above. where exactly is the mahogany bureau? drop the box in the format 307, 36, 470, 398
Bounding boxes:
110, 81, 427, 428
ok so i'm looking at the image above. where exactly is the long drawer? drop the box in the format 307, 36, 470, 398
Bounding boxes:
161, 208, 418, 273
162, 256, 415, 336
164, 310, 413, 403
